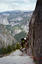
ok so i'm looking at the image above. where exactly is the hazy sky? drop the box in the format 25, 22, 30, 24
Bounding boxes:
0, 0, 37, 12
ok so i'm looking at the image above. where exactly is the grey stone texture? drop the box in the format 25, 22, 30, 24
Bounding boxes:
29, 0, 42, 64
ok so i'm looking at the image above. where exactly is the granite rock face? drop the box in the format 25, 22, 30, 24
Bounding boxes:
0, 25, 16, 48
29, 0, 42, 64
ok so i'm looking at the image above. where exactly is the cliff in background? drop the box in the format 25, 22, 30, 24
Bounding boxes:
0, 24, 17, 48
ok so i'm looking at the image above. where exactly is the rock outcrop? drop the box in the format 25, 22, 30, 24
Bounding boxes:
29, 0, 42, 64
0, 24, 17, 48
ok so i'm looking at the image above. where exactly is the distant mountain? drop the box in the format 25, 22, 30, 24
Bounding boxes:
0, 10, 32, 25
0, 10, 33, 15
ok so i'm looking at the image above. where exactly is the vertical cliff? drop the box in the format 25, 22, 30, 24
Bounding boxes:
0, 25, 17, 48
29, 0, 42, 64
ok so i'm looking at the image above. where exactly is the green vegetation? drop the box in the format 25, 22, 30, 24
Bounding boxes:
14, 31, 26, 42
0, 45, 13, 55
12, 25, 22, 30
16, 43, 21, 49
0, 43, 21, 55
